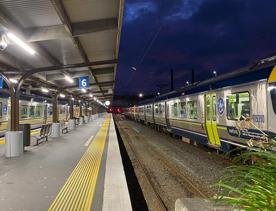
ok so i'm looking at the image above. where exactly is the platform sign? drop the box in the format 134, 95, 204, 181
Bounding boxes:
0, 77, 3, 89
217, 97, 224, 116
79, 76, 89, 88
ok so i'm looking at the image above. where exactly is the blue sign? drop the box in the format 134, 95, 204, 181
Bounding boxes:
0, 77, 3, 89
217, 97, 224, 116
79, 76, 89, 88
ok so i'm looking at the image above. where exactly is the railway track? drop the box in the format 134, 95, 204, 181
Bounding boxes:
115, 115, 211, 210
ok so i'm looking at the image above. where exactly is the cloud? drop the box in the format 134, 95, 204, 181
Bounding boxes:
125, 1, 157, 22
165, 0, 205, 21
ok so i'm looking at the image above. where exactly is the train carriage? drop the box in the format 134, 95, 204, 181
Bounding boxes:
128, 57, 276, 151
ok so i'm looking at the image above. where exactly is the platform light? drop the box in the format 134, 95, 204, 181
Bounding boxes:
59, 93, 65, 98
64, 75, 74, 83
139, 93, 143, 98
81, 88, 87, 93
41, 87, 49, 93
131, 66, 137, 71
93, 97, 97, 101
213, 70, 217, 77
7, 32, 36, 55
105, 100, 111, 106
71, 97, 75, 101
157, 92, 160, 96
89, 93, 93, 98
9, 78, 18, 84
186, 81, 189, 85
78, 100, 81, 103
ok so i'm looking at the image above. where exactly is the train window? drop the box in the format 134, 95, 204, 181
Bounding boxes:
21, 105, 28, 118
30, 106, 35, 117
179, 101, 186, 118
154, 104, 159, 114
212, 96, 217, 121
227, 92, 250, 120
269, 83, 276, 114
35, 106, 42, 117
187, 100, 197, 119
172, 103, 178, 117
146, 105, 152, 114
206, 96, 211, 121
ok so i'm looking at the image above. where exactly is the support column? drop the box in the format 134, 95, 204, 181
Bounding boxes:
79, 101, 83, 117
11, 92, 20, 131
52, 94, 59, 123
52, 94, 60, 137
70, 100, 74, 119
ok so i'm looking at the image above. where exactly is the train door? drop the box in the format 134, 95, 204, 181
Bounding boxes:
205, 93, 221, 146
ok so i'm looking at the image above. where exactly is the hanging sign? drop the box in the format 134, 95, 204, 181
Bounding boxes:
79, 76, 89, 88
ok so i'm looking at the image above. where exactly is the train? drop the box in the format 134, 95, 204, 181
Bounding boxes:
125, 57, 276, 152
0, 97, 86, 131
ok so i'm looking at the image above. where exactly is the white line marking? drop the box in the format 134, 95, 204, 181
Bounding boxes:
84, 135, 94, 147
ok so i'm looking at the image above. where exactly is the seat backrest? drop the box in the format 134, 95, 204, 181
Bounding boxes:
40, 125, 46, 136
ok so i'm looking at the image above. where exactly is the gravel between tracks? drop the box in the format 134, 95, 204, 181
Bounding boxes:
115, 115, 231, 211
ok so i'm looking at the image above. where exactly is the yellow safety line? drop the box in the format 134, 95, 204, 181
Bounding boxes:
0, 129, 41, 145
48, 116, 110, 211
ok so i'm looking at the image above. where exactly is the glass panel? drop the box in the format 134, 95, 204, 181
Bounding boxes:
187, 100, 197, 119
206, 96, 211, 121
179, 101, 186, 118
227, 92, 250, 120
30, 106, 35, 117
35, 106, 42, 117
20, 105, 28, 119
172, 103, 178, 117
212, 96, 217, 121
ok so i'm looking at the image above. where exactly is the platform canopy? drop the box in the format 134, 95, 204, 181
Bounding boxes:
0, 0, 124, 103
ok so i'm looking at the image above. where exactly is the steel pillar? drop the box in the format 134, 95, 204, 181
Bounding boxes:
70, 100, 74, 119
11, 92, 20, 131
52, 94, 59, 123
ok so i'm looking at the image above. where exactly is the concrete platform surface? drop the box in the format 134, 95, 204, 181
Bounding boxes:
0, 114, 132, 211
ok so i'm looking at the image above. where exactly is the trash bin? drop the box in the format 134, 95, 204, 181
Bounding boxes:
19, 124, 31, 147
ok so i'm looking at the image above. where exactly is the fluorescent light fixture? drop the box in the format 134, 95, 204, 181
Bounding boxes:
81, 88, 87, 93
78, 100, 81, 103
139, 93, 143, 98
9, 78, 18, 84
64, 75, 74, 83
59, 93, 65, 98
71, 97, 75, 101
7, 32, 36, 55
93, 97, 97, 101
89, 93, 93, 97
41, 87, 49, 93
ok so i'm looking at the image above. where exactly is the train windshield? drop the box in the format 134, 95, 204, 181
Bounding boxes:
269, 82, 276, 114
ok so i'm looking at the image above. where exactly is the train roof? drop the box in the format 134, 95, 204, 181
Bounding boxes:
138, 56, 276, 105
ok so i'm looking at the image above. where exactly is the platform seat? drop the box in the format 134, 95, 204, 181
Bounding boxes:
33, 124, 52, 145
60, 120, 69, 134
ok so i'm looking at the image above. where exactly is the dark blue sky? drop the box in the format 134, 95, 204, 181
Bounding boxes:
115, 0, 276, 96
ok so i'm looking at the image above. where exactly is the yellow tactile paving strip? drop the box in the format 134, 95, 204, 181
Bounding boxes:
0, 129, 41, 145
48, 116, 110, 211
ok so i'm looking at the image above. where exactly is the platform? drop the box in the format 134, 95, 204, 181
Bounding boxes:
0, 114, 132, 211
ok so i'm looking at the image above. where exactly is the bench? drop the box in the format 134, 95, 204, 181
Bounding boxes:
60, 120, 69, 134
33, 124, 52, 145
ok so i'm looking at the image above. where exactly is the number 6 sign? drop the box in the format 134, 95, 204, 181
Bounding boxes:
79, 76, 89, 88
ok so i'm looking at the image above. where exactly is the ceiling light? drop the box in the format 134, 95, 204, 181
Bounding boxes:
7, 32, 36, 55
81, 88, 87, 93
139, 93, 143, 98
89, 93, 93, 97
64, 75, 74, 83
9, 78, 18, 84
41, 87, 49, 93
105, 100, 110, 106
93, 97, 97, 101
59, 93, 65, 98
71, 97, 75, 101
268, 86, 276, 91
